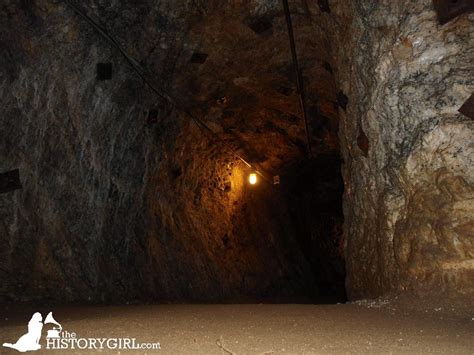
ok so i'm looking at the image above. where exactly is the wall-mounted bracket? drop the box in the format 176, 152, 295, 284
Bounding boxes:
97, 62, 112, 80
433, 0, 474, 25
337, 90, 348, 111
459, 94, 474, 119
190, 52, 208, 64
357, 129, 369, 157
318, 0, 330, 13
248, 17, 273, 35
0, 169, 22, 194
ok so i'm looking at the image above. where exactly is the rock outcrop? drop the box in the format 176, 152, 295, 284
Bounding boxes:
320, 0, 473, 298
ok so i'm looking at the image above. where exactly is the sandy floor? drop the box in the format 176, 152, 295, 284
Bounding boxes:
1, 298, 473, 354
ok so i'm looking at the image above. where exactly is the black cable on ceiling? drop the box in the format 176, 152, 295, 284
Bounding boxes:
63, 0, 273, 184
281, 0, 313, 159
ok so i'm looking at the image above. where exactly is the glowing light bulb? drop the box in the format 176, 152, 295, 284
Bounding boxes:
249, 172, 257, 185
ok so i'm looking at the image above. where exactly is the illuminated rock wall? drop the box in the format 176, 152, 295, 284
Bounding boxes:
321, 0, 474, 299
0, 1, 343, 303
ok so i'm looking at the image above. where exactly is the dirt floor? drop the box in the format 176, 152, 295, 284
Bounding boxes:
1, 297, 473, 354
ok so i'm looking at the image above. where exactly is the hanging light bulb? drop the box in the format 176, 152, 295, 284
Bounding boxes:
249, 172, 258, 185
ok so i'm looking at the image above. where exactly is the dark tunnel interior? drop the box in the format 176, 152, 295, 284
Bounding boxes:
1, 1, 474, 353
0, 0, 348, 306
284, 156, 346, 303
0, 0, 472, 312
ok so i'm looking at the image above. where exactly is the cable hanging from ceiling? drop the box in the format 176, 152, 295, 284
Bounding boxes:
63, 0, 273, 184
282, 0, 313, 159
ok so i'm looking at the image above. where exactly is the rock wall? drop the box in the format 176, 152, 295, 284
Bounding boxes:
0, 0, 345, 303
318, 0, 474, 299
7, 0, 467, 304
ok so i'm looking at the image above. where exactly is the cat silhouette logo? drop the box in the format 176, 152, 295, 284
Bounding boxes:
2, 312, 62, 352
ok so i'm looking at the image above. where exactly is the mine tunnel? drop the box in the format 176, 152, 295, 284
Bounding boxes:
0, 0, 473, 353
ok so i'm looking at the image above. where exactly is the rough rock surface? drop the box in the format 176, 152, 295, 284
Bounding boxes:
0, 0, 344, 303
318, 0, 474, 298
3, 0, 470, 304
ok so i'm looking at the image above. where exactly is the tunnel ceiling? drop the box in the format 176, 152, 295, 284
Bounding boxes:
71, 0, 340, 174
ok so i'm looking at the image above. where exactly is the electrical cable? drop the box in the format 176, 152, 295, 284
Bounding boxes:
63, 0, 273, 184
281, 0, 313, 159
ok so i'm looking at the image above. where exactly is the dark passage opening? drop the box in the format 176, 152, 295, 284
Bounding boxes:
284, 156, 346, 303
